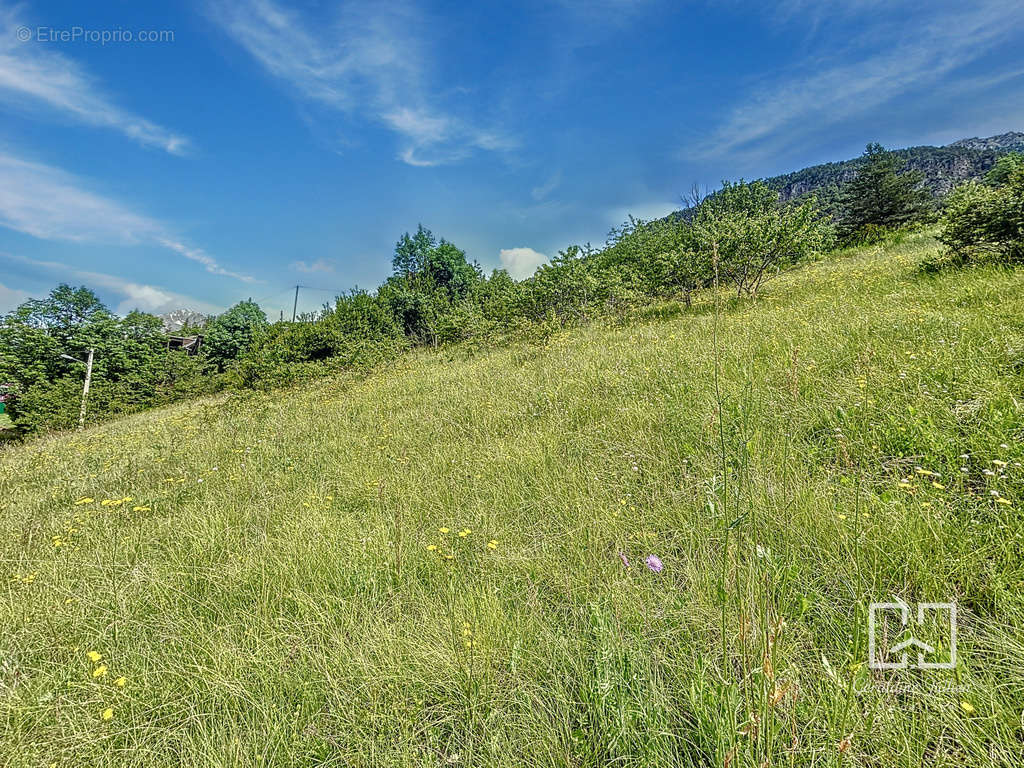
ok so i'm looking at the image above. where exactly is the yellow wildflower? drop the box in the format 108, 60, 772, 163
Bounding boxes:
92, 665, 107, 678
426, 544, 437, 551
487, 540, 498, 550
114, 677, 126, 688
438, 527, 450, 534
74, 497, 94, 505
458, 529, 471, 537
960, 701, 976, 714
100, 707, 114, 721
87, 651, 102, 662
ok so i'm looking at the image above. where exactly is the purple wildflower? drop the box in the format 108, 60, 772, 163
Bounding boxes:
645, 554, 663, 573
618, 552, 630, 569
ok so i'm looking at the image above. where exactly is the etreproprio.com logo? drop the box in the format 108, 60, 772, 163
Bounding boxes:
17, 26, 175, 45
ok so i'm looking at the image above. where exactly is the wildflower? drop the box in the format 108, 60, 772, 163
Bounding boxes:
959, 701, 976, 714
92, 664, 107, 678
100, 707, 114, 721
438, 527, 450, 534
487, 540, 498, 550
458, 529, 471, 538
645, 555, 664, 573
74, 497, 94, 505
114, 677, 126, 688
132, 506, 150, 512
87, 651, 102, 662
992, 460, 1008, 467
426, 544, 437, 551
931, 481, 945, 489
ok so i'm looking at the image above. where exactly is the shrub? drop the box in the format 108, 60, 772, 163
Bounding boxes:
939, 165, 1024, 266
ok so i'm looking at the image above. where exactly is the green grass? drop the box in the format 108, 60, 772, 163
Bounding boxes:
0, 412, 12, 429
2, 232, 1023, 766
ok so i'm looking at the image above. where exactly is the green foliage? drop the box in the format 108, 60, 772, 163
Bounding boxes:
690, 180, 834, 297
837, 144, 935, 240
938, 164, 1024, 266
3, 235, 1024, 765
985, 152, 1024, 186
203, 300, 268, 370
0, 285, 218, 434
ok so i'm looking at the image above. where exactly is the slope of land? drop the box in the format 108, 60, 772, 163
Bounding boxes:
2, 234, 1023, 766
765, 131, 1024, 205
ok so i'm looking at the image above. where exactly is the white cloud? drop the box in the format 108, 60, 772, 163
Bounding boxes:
499, 247, 547, 279
697, 1, 1024, 160
0, 152, 255, 283
210, 0, 515, 166
291, 258, 336, 273
0, 4, 189, 154
1, 253, 222, 316
0, 279, 30, 314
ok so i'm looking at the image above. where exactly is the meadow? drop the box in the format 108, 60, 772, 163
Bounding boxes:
1, 232, 1022, 766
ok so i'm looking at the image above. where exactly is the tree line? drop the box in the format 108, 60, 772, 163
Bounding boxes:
2, 144, 1019, 437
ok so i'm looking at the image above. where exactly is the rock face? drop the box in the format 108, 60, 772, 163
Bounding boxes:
947, 132, 1024, 153
159, 309, 208, 333
760, 132, 1024, 216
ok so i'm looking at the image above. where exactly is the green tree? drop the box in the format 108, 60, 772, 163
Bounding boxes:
691, 180, 833, 297
838, 143, 934, 239
204, 301, 268, 370
939, 163, 1024, 265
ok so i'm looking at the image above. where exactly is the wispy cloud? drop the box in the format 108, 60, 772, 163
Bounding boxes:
2, 252, 222, 315
0, 4, 189, 154
291, 258, 336, 274
697, 1, 1024, 160
210, 0, 515, 166
499, 246, 546, 279
0, 152, 255, 283
531, 170, 562, 202
0, 278, 29, 314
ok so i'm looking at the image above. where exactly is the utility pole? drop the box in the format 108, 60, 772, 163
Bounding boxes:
78, 348, 94, 431
62, 349, 95, 430
292, 285, 300, 322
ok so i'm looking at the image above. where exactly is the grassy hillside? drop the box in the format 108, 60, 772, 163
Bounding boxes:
2, 233, 1023, 766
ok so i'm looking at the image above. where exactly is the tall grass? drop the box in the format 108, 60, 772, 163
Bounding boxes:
1, 232, 1022, 766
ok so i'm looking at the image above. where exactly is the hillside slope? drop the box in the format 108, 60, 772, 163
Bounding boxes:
2, 234, 1023, 766
766, 132, 1024, 203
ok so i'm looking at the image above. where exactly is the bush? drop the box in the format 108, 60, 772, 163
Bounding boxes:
939, 165, 1024, 266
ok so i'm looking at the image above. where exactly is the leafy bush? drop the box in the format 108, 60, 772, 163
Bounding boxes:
938, 164, 1024, 266
690, 180, 834, 297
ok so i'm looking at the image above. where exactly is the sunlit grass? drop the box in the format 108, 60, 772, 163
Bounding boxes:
1, 232, 1023, 766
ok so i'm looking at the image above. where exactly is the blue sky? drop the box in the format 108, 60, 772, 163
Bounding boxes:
1, 0, 1022, 318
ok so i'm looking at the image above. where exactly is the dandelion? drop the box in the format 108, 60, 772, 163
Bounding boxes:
458, 529, 471, 538
74, 497, 94, 505
645, 554, 664, 573
959, 701, 976, 714
487, 540, 498, 550
438, 527, 450, 534
426, 544, 437, 551
87, 651, 102, 662
92, 664, 107, 678
114, 677, 126, 688
132, 506, 150, 512
100, 707, 114, 721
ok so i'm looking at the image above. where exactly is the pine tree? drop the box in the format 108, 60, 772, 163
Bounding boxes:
838, 143, 933, 239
